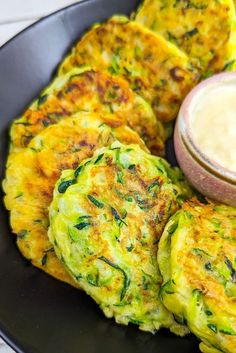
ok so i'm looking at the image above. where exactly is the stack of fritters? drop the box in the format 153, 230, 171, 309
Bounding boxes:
3, 1, 236, 349
4, 113, 148, 285
3, 11, 195, 329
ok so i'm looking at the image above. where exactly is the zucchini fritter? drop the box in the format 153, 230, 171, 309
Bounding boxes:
3, 113, 147, 285
158, 200, 236, 353
48, 143, 192, 333
58, 16, 198, 122
11, 67, 164, 155
135, 0, 236, 75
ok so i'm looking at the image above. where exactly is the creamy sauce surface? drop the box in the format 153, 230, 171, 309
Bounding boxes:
191, 83, 236, 173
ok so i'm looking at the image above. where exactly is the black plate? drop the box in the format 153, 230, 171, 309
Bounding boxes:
0, 1, 200, 352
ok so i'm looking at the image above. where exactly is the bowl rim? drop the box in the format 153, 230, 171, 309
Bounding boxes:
177, 71, 236, 184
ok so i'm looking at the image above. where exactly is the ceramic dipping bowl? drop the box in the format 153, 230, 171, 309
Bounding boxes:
174, 72, 236, 207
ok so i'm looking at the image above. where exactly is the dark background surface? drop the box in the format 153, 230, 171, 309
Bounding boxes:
0, 1, 199, 352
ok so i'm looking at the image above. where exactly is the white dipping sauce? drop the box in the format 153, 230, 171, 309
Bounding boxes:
191, 83, 236, 173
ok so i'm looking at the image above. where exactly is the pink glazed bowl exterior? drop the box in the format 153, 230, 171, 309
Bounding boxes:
174, 72, 236, 207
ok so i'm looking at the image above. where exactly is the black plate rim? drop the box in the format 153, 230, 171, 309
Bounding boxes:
0, 324, 24, 353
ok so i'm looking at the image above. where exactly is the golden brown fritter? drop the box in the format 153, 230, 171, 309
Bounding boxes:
135, 0, 236, 75
49, 142, 190, 334
58, 16, 198, 122
158, 200, 236, 353
11, 67, 164, 155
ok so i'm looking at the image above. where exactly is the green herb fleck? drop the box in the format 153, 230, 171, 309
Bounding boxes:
128, 164, 136, 172
223, 60, 235, 71
192, 289, 202, 306
135, 193, 148, 210
121, 209, 127, 219
167, 31, 178, 44
108, 88, 118, 99
142, 276, 148, 290
211, 218, 221, 231
87, 273, 99, 287
192, 248, 211, 257
108, 54, 120, 75
200, 70, 214, 80
74, 165, 83, 178
87, 195, 104, 208
207, 324, 217, 333
205, 262, 212, 271
74, 222, 92, 230
224, 257, 236, 283
197, 194, 209, 204
184, 210, 193, 219
94, 153, 104, 164
77, 215, 92, 221
42, 120, 50, 127
15, 192, 23, 199
117, 171, 124, 184
108, 104, 114, 113
98, 256, 130, 301
84, 160, 91, 167
168, 220, 178, 235
17, 230, 27, 239
219, 328, 236, 336
161, 280, 174, 295
174, 314, 187, 325
41, 254, 47, 266
184, 28, 198, 38
129, 318, 144, 325
111, 207, 127, 226
125, 195, 133, 202
58, 179, 75, 193
148, 180, 159, 192
126, 244, 134, 252
75, 274, 83, 281
38, 94, 48, 107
